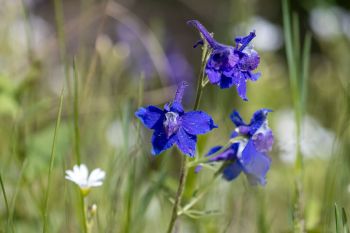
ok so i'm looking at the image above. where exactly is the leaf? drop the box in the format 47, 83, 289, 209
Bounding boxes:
342, 208, 349, 233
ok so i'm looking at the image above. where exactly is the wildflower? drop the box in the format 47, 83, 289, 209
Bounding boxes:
65, 164, 106, 196
187, 20, 261, 101
199, 109, 273, 186
135, 81, 217, 157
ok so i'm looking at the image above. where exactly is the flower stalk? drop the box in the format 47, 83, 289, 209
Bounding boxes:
166, 42, 210, 233
81, 195, 88, 233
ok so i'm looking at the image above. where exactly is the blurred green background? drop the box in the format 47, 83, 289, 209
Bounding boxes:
1, 0, 350, 232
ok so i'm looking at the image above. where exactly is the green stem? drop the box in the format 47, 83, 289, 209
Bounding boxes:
166, 156, 189, 233
0, 172, 10, 231
73, 59, 81, 164
81, 195, 88, 233
53, 0, 71, 95
43, 89, 64, 233
166, 44, 210, 233
178, 175, 218, 216
193, 66, 204, 111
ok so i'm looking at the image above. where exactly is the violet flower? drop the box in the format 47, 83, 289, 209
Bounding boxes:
135, 82, 217, 157
187, 20, 261, 101
198, 109, 273, 186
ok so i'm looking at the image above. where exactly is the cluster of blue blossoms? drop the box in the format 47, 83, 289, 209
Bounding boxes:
188, 20, 261, 101
135, 20, 274, 186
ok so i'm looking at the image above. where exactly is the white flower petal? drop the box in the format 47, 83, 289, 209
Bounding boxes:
88, 169, 105, 187
65, 170, 75, 178
89, 181, 103, 187
89, 169, 105, 181
65, 175, 80, 186
79, 164, 89, 180
73, 165, 80, 174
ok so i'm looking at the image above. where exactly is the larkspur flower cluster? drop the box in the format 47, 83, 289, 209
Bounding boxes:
135, 20, 274, 186
188, 20, 261, 101
197, 109, 273, 185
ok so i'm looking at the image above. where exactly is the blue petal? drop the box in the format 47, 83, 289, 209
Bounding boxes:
239, 139, 271, 186
249, 71, 261, 81
219, 74, 235, 89
194, 165, 203, 173
236, 74, 248, 101
230, 110, 246, 127
252, 129, 274, 153
249, 109, 272, 135
193, 39, 204, 48
170, 102, 184, 114
210, 148, 235, 162
176, 127, 197, 157
187, 20, 218, 48
182, 111, 217, 135
230, 131, 239, 139
206, 67, 221, 84
164, 102, 184, 114
135, 106, 164, 129
207, 143, 239, 162
151, 128, 177, 155
235, 31, 256, 51
206, 146, 222, 156
195, 145, 222, 174
222, 162, 242, 181
239, 49, 260, 71
173, 81, 187, 104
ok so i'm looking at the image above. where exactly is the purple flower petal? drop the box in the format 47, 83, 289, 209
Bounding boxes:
182, 111, 218, 135
239, 49, 260, 71
230, 110, 246, 127
174, 81, 187, 104
236, 75, 248, 101
239, 140, 271, 186
206, 68, 221, 84
194, 165, 203, 173
223, 162, 242, 181
170, 102, 184, 114
176, 128, 197, 157
230, 131, 239, 139
249, 71, 261, 81
235, 31, 256, 51
206, 146, 223, 156
135, 106, 164, 129
187, 20, 218, 48
208, 144, 238, 162
249, 109, 272, 135
219, 75, 235, 89
151, 128, 177, 155
252, 127, 274, 153
193, 39, 204, 48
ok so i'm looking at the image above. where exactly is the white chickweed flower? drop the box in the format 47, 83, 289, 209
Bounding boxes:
65, 164, 106, 196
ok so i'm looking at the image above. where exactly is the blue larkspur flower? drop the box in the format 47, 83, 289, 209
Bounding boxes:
198, 109, 273, 186
187, 20, 261, 101
135, 82, 218, 157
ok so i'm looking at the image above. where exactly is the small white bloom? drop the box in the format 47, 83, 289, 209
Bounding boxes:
65, 164, 105, 195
